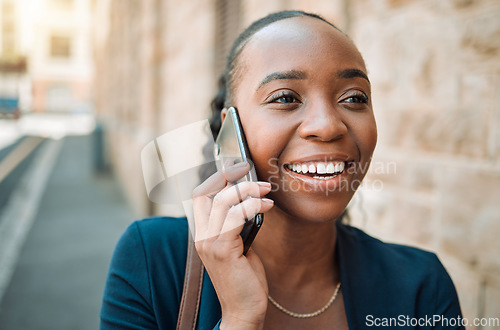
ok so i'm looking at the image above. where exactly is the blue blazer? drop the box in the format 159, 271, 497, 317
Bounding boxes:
100, 217, 464, 329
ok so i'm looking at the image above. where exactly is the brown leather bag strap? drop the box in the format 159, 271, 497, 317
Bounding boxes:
177, 232, 204, 330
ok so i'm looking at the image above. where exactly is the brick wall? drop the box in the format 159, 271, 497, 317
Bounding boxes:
93, 0, 157, 216
346, 0, 500, 326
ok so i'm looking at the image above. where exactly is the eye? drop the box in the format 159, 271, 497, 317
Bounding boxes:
265, 90, 302, 110
339, 90, 369, 110
342, 91, 369, 104
270, 91, 300, 104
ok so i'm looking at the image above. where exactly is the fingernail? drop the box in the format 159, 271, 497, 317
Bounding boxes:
234, 161, 249, 167
262, 198, 274, 205
257, 182, 271, 188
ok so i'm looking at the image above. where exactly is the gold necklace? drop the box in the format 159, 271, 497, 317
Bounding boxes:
268, 282, 341, 319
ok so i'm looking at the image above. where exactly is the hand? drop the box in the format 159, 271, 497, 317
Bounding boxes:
192, 162, 274, 329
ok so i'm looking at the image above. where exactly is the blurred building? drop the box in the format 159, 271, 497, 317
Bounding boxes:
30, 0, 94, 113
0, 0, 94, 113
0, 0, 28, 115
93, 0, 500, 326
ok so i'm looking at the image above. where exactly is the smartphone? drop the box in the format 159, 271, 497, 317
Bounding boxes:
213, 107, 264, 255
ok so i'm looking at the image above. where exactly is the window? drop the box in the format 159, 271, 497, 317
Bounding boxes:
50, 35, 72, 58
50, 0, 73, 10
1, 2, 14, 15
1, 1, 16, 54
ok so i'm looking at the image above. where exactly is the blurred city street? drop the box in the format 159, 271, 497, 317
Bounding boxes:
0, 114, 133, 329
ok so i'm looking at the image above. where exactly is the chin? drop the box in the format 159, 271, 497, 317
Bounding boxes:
270, 192, 350, 223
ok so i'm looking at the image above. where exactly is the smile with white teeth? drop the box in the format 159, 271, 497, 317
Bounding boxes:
286, 161, 346, 179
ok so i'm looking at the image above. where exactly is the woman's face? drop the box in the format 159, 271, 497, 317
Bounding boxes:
230, 16, 377, 222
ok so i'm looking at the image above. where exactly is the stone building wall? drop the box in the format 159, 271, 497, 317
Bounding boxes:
93, 0, 500, 326
93, 0, 216, 217
346, 0, 500, 325
93, 0, 153, 216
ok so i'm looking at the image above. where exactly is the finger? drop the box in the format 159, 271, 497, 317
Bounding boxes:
193, 195, 213, 242
193, 162, 250, 237
193, 162, 252, 242
192, 161, 250, 199
219, 197, 274, 239
221, 159, 253, 184
206, 182, 271, 240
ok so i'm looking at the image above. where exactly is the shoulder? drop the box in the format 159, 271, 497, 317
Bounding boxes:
337, 221, 463, 322
115, 216, 189, 263
128, 216, 189, 247
123, 216, 190, 275
337, 221, 444, 275
102, 216, 190, 328
129, 215, 189, 236
111, 215, 190, 272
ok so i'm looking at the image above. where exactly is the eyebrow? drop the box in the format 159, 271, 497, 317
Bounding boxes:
256, 68, 370, 91
256, 70, 307, 91
337, 68, 370, 83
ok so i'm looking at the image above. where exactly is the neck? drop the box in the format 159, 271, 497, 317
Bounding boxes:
252, 206, 339, 291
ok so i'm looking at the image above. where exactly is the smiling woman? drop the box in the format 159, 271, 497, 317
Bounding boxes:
225, 14, 377, 228
100, 10, 464, 330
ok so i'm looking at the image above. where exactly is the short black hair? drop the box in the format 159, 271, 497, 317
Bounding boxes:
209, 10, 342, 139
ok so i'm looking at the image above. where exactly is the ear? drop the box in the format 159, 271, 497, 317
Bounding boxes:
220, 108, 228, 124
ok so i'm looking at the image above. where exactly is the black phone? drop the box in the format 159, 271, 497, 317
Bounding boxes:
213, 107, 264, 255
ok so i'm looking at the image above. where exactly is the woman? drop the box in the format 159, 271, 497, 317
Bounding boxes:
101, 11, 464, 329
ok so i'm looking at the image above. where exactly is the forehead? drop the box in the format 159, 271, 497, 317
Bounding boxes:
237, 16, 366, 82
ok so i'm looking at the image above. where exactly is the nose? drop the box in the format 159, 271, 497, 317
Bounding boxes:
297, 100, 348, 142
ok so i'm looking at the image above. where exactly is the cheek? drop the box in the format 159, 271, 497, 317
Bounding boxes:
241, 115, 292, 180
361, 116, 377, 157
352, 114, 377, 176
